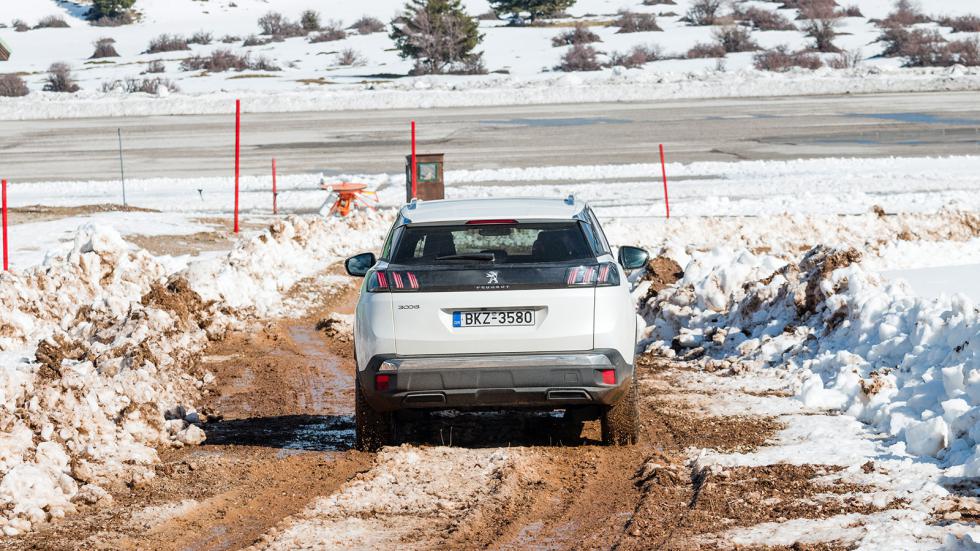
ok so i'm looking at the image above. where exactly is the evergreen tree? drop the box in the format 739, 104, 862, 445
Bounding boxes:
91, 0, 136, 18
390, 0, 484, 74
489, 0, 576, 23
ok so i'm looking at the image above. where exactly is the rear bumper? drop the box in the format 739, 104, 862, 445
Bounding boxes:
358, 349, 633, 412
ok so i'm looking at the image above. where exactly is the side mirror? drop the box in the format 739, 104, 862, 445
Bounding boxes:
345, 252, 376, 277
618, 246, 649, 271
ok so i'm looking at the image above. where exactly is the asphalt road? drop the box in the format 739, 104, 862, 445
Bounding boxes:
2, 91, 980, 182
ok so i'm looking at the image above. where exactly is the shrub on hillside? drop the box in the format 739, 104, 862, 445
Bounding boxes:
615, 11, 661, 33
938, 15, 980, 33
101, 77, 179, 94
181, 50, 282, 72
489, 0, 576, 23
338, 48, 363, 66
257, 11, 306, 38
551, 23, 601, 47
350, 15, 386, 34
556, 44, 601, 71
684, 0, 724, 26
876, 0, 930, 28
736, 7, 795, 31
91, 37, 120, 58
686, 42, 727, 58
607, 44, 661, 68
827, 49, 862, 68
146, 60, 165, 73
12, 19, 29, 32
43, 63, 80, 93
803, 18, 840, 52
300, 10, 321, 31
188, 31, 213, 45
840, 5, 863, 17
145, 34, 189, 53
753, 46, 822, 71
714, 25, 759, 53
242, 34, 272, 47
34, 15, 70, 29
309, 21, 346, 43
0, 74, 30, 97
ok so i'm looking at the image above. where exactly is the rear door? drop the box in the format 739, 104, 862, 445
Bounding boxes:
381, 221, 599, 355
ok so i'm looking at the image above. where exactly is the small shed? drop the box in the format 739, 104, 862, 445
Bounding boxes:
0, 37, 10, 61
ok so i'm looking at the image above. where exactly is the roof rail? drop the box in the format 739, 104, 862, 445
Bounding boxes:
407, 198, 419, 210
564, 194, 575, 205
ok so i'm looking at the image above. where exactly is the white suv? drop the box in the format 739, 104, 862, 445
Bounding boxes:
344, 197, 649, 450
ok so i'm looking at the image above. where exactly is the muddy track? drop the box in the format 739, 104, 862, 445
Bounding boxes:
4, 272, 920, 550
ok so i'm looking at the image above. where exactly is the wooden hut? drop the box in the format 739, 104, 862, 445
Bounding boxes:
0, 38, 10, 61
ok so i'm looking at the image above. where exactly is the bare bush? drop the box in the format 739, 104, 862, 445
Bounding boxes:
615, 11, 662, 33
877, 0, 929, 28
643, 0, 676, 4
687, 42, 727, 58
300, 10, 321, 31
0, 74, 29, 97
34, 15, 70, 29
714, 25, 759, 53
12, 19, 29, 32
684, 0, 724, 26
804, 18, 840, 52
551, 23, 601, 46
879, 27, 949, 65
337, 48, 363, 66
949, 38, 980, 66
189, 31, 213, 45
146, 34, 189, 53
91, 37, 119, 58
43, 63, 80, 93
736, 7, 795, 31
220, 35, 241, 44
607, 44, 661, 68
351, 15, 386, 34
101, 77, 180, 94
90, 12, 135, 27
181, 49, 282, 72
309, 21, 346, 43
827, 49, 863, 68
840, 5, 863, 17
753, 46, 823, 71
146, 60, 165, 73
556, 44, 601, 71
258, 11, 305, 38
939, 15, 980, 33
242, 34, 272, 47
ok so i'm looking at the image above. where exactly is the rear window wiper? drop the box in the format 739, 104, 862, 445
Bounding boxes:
435, 253, 495, 262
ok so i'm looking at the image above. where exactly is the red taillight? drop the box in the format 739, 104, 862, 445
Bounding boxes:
465, 219, 517, 225
368, 270, 419, 292
566, 266, 598, 286
375, 374, 391, 391
600, 369, 616, 385
596, 262, 620, 287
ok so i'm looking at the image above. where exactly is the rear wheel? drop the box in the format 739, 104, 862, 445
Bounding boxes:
355, 376, 394, 451
601, 372, 639, 445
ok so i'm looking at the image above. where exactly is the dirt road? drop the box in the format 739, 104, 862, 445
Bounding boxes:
3, 269, 947, 550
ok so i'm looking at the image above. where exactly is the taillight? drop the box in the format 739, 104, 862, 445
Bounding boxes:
566, 263, 619, 287
599, 369, 616, 385
367, 270, 419, 292
375, 374, 391, 391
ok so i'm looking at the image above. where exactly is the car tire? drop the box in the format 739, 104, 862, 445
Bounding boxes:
600, 372, 639, 446
355, 376, 394, 451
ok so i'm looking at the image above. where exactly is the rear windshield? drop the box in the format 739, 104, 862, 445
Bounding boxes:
390, 222, 595, 265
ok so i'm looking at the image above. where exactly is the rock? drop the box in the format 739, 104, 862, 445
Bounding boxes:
177, 424, 206, 446
73, 484, 113, 506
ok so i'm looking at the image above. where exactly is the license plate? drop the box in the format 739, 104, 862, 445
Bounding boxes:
453, 310, 534, 327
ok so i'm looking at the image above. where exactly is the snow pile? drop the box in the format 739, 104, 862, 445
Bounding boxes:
185, 213, 391, 317
0, 225, 225, 536
639, 245, 980, 472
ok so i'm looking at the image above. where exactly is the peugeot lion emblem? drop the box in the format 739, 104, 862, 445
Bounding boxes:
485, 271, 499, 285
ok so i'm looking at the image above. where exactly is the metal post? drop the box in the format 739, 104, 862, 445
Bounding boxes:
117, 129, 127, 206
272, 158, 278, 215
234, 99, 240, 234
659, 144, 670, 219
411, 120, 417, 200
2, 179, 8, 271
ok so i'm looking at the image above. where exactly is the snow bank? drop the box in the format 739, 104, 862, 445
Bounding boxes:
0, 213, 389, 535
639, 244, 980, 474
2, 65, 980, 121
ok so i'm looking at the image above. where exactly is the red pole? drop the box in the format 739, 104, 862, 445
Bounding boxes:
659, 144, 670, 219
234, 99, 241, 233
272, 158, 278, 215
411, 120, 417, 200
2, 179, 7, 271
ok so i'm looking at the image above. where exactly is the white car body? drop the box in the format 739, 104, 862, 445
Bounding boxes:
346, 196, 646, 448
